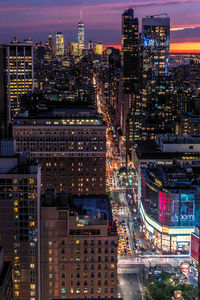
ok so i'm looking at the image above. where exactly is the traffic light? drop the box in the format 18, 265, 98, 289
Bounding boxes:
128, 178, 132, 186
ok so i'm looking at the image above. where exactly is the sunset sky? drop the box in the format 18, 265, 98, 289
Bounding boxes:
1, 0, 200, 52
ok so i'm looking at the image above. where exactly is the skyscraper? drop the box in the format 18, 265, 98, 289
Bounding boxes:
94, 42, 103, 56
56, 32, 64, 56
0, 42, 33, 124
48, 34, 53, 51
121, 8, 140, 94
121, 8, 141, 158
141, 15, 171, 140
142, 15, 170, 79
0, 47, 8, 138
78, 13, 84, 55
0, 139, 41, 300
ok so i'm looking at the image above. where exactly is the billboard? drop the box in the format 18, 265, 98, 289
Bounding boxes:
190, 233, 199, 262
158, 191, 171, 225
180, 194, 195, 226
171, 193, 195, 226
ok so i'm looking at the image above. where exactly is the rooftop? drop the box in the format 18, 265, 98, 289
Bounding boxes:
13, 104, 106, 127
42, 191, 113, 222
156, 134, 200, 144
143, 162, 200, 189
135, 134, 200, 160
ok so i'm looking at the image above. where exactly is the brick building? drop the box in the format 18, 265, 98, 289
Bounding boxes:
41, 191, 118, 299
13, 106, 107, 194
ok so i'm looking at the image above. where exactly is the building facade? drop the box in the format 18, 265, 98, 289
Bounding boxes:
121, 8, 140, 94
121, 8, 141, 157
0, 47, 8, 138
142, 15, 170, 79
13, 106, 107, 194
41, 192, 118, 299
0, 42, 33, 123
140, 163, 200, 253
78, 18, 84, 55
56, 32, 64, 56
0, 140, 41, 300
0, 247, 13, 300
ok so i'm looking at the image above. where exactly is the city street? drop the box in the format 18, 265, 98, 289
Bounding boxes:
118, 272, 144, 300
111, 185, 198, 300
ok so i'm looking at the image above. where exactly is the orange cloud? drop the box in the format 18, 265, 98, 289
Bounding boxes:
104, 42, 200, 53
170, 42, 200, 52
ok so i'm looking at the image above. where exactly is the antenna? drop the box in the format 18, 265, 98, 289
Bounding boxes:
80, 10, 83, 20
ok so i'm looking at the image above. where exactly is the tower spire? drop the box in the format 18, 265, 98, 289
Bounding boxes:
80, 9, 83, 21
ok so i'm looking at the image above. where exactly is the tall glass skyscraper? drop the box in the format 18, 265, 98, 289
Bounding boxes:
142, 15, 170, 79
121, 8, 141, 157
55, 32, 64, 56
141, 15, 170, 140
121, 8, 140, 94
78, 15, 84, 55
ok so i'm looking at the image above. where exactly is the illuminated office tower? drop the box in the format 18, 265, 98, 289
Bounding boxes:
0, 139, 41, 300
78, 14, 84, 55
0, 47, 8, 138
48, 34, 53, 51
88, 40, 93, 51
142, 15, 170, 79
94, 42, 103, 55
0, 43, 33, 123
141, 15, 170, 140
121, 8, 141, 158
56, 32, 64, 56
121, 8, 140, 94
71, 42, 79, 57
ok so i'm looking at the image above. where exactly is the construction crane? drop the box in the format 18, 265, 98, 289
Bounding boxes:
146, 13, 168, 18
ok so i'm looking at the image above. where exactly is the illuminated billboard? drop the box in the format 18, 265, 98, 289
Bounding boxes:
171, 194, 195, 226
190, 233, 199, 262
158, 191, 171, 225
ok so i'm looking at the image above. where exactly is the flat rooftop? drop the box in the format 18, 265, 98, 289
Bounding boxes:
143, 162, 200, 188
157, 134, 200, 144
13, 106, 106, 126
42, 191, 112, 221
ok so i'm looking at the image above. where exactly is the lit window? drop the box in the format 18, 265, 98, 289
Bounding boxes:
29, 178, 35, 184
30, 284, 35, 290
110, 264, 114, 269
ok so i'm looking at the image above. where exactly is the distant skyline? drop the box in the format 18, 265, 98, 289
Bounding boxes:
1, 0, 200, 52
